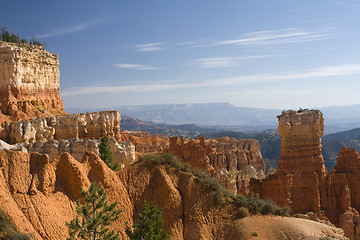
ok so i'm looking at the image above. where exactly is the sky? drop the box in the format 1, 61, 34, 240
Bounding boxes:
1, 0, 360, 110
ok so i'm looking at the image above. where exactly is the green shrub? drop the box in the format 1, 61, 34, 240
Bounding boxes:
139, 153, 191, 172
66, 182, 122, 240
0, 208, 32, 240
139, 153, 290, 217
126, 201, 168, 240
99, 135, 120, 171
235, 207, 249, 219
274, 206, 291, 217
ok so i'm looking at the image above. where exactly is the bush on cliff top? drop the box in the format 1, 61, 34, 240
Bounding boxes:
1, 26, 46, 47
139, 153, 290, 217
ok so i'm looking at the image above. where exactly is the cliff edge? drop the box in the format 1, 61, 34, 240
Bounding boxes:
0, 41, 64, 122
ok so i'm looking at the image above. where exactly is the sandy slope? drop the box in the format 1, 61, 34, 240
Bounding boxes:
236, 215, 347, 240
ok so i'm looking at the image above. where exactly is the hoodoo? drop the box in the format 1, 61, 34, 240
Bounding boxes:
249, 109, 360, 239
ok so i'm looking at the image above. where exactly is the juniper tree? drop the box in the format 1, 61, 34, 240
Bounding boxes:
66, 182, 122, 240
99, 135, 120, 171
126, 201, 168, 240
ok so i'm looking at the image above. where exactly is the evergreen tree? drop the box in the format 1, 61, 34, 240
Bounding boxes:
126, 201, 168, 240
99, 135, 120, 171
66, 182, 122, 240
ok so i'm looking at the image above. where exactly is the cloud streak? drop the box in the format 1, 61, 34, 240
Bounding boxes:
36, 18, 103, 38
62, 64, 360, 96
181, 27, 336, 48
114, 63, 160, 70
134, 42, 164, 52
195, 55, 270, 68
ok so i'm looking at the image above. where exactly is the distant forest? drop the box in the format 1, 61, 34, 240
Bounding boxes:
1, 26, 46, 47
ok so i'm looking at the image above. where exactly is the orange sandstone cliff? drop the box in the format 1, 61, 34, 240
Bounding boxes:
0, 41, 64, 122
0, 149, 346, 240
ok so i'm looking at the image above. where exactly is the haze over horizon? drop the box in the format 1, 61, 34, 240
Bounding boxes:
2, 1, 360, 110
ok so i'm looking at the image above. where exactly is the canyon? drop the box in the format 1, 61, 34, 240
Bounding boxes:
0, 41, 354, 239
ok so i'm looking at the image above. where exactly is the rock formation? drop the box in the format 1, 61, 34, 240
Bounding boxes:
276, 109, 327, 175
121, 130, 168, 154
0, 149, 347, 240
0, 111, 121, 144
23, 137, 135, 168
249, 110, 327, 213
248, 109, 360, 240
164, 136, 265, 194
0, 41, 64, 121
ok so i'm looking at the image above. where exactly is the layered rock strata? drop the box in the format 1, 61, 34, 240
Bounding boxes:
249, 109, 360, 240
0, 149, 346, 240
121, 131, 168, 154
164, 136, 265, 194
23, 137, 135, 168
0, 111, 121, 144
0, 41, 64, 121
249, 109, 327, 212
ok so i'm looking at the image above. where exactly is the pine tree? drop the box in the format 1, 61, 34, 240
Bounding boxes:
99, 135, 120, 171
126, 201, 168, 240
66, 182, 122, 240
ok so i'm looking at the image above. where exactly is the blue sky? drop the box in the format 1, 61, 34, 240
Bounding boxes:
2, 0, 360, 110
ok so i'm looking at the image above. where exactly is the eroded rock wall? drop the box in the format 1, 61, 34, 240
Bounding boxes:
23, 137, 135, 169
0, 111, 121, 144
164, 136, 265, 194
0, 149, 346, 240
0, 41, 64, 121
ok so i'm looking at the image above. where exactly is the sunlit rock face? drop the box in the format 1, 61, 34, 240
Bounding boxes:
249, 109, 327, 214
23, 137, 135, 169
164, 136, 265, 195
277, 109, 327, 175
0, 111, 121, 144
248, 109, 360, 239
0, 41, 64, 121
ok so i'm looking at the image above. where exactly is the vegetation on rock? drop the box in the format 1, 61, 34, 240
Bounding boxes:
1, 26, 46, 47
99, 135, 120, 171
139, 153, 290, 217
66, 182, 122, 240
126, 201, 168, 240
0, 208, 32, 240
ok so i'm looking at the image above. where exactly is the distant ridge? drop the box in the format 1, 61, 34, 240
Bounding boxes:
67, 102, 280, 133
66, 102, 360, 134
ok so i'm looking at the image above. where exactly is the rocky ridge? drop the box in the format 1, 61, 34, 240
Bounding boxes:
164, 136, 265, 195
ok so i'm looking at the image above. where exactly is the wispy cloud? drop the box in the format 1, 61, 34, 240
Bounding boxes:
181, 27, 336, 48
114, 63, 159, 70
62, 64, 360, 96
36, 18, 103, 38
134, 42, 164, 52
195, 55, 270, 68
216, 28, 337, 46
